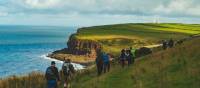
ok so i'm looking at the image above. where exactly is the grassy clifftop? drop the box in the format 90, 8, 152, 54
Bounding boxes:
76, 23, 200, 39
73, 23, 200, 54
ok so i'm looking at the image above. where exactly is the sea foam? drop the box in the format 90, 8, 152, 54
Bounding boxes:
40, 54, 85, 70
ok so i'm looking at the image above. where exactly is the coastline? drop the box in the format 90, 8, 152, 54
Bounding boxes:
47, 51, 96, 66
41, 54, 85, 70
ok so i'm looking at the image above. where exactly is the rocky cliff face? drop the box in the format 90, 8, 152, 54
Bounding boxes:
52, 33, 101, 58
67, 34, 101, 55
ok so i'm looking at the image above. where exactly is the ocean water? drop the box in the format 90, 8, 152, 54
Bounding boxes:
0, 25, 83, 78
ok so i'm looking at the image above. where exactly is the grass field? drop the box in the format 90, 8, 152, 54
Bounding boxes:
76, 23, 200, 40
70, 36, 200, 88
75, 23, 200, 55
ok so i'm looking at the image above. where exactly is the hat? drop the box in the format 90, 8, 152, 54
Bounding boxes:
51, 61, 56, 65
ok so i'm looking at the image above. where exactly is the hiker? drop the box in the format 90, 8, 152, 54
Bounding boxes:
95, 49, 103, 76
45, 61, 60, 88
62, 59, 75, 88
120, 49, 126, 68
162, 40, 168, 50
125, 49, 133, 66
102, 52, 110, 73
130, 47, 136, 64
136, 47, 152, 57
168, 38, 174, 48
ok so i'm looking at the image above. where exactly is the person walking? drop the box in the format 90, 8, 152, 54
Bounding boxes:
168, 38, 174, 48
162, 40, 168, 50
62, 59, 75, 88
126, 50, 133, 66
120, 49, 126, 68
102, 52, 110, 73
45, 61, 60, 88
95, 49, 103, 76
130, 47, 136, 64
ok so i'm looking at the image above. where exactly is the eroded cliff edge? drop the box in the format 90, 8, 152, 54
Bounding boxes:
48, 30, 102, 65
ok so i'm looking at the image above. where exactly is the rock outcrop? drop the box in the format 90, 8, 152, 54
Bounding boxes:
67, 34, 101, 55
49, 33, 102, 62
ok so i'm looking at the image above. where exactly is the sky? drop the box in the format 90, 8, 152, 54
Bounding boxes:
0, 0, 200, 26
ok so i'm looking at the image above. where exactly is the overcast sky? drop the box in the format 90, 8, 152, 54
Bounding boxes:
0, 0, 200, 26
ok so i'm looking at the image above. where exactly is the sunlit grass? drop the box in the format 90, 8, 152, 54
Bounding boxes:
70, 37, 200, 88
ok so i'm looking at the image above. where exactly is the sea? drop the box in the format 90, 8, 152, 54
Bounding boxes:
0, 25, 84, 78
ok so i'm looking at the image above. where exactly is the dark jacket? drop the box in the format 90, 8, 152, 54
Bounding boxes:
120, 52, 126, 61
96, 52, 103, 65
45, 66, 60, 81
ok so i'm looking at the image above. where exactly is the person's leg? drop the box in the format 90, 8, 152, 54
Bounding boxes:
103, 63, 106, 73
47, 80, 51, 88
127, 59, 130, 66
97, 64, 100, 75
47, 80, 57, 88
100, 64, 103, 75
64, 75, 68, 88
107, 62, 110, 72
122, 60, 125, 68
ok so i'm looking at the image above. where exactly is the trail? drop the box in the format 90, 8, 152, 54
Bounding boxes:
143, 44, 162, 48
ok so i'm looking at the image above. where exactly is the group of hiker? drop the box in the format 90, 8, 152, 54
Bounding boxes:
45, 59, 75, 88
44, 39, 173, 88
96, 49, 113, 76
119, 47, 136, 68
44, 35, 198, 88
162, 38, 174, 50
95, 47, 137, 76
45, 47, 136, 88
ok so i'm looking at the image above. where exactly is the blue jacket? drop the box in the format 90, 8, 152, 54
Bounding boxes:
102, 53, 109, 63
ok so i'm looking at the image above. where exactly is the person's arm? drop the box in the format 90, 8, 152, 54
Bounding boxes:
61, 64, 64, 73
55, 67, 60, 81
70, 64, 75, 73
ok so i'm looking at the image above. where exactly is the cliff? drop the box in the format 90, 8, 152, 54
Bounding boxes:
67, 34, 101, 55
48, 23, 200, 64
48, 33, 102, 64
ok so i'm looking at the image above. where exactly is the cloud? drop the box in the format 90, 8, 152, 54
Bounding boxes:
0, 11, 8, 16
1, 0, 198, 17
23, 0, 61, 9
154, 0, 200, 17
0, 0, 200, 26
0, 5, 8, 16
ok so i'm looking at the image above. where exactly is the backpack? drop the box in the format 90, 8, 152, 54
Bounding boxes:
131, 49, 136, 58
62, 63, 70, 75
46, 67, 55, 79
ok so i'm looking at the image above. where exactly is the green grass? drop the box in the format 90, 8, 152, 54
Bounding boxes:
75, 23, 200, 55
70, 37, 200, 88
76, 23, 200, 40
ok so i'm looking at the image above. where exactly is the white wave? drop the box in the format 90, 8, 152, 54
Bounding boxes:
40, 54, 85, 70
40, 54, 63, 63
